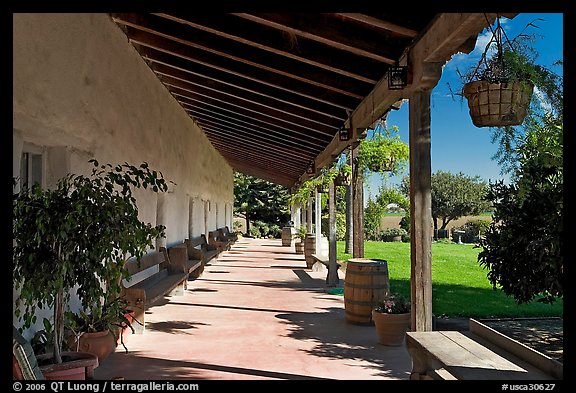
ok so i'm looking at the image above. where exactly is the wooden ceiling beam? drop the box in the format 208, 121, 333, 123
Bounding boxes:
176, 95, 328, 149
156, 72, 338, 137
151, 63, 343, 129
162, 81, 334, 143
127, 30, 364, 105
334, 14, 419, 37
156, 12, 385, 82
225, 157, 296, 187
111, 14, 374, 96
232, 13, 399, 64
185, 108, 321, 155
209, 139, 305, 175
198, 123, 315, 161
140, 46, 348, 120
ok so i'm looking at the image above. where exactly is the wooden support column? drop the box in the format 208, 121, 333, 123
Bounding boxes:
409, 89, 433, 332
315, 188, 322, 254
307, 197, 313, 233
351, 144, 364, 258
327, 179, 338, 286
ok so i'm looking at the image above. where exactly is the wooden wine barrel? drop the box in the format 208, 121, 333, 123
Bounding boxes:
344, 258, 390, 325
281, 227, 294, 246
304, 234, 315, 268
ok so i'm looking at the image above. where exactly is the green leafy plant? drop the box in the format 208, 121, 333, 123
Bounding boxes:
381, 228, 408, 240
294, 226, 308, 241
374, 293, 411, 314
13, 159, 170, 364
65, 296, 140, 353
357, 124, 409, 177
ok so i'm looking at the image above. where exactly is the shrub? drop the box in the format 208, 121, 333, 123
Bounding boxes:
380, 228, 408, 242
452, 219, 491, 243
268, 224, 281, 239
248, 226, 261, 238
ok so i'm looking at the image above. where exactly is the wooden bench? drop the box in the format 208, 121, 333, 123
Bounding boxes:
406, 330, 557, 380
310, 253, 341, 284
207, 230, 231, 253
168, 242, 203, 280
219, 226, 238, 244
184, 235, 219, 269
121, 248, 188, 333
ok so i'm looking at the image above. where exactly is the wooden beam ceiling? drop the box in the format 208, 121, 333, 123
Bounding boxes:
110, 12, 501, 187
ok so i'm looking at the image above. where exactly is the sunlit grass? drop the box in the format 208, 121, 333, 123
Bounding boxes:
337, 241, 563, 318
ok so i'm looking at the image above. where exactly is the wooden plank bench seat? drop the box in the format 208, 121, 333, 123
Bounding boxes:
406, 330, 557, 380
168, 243, 203, 279
207, 230, 231, 253
185, 235, 219, 265
219, 226, 238, 243
121, 247, 188, 333
310, 253, 341, 284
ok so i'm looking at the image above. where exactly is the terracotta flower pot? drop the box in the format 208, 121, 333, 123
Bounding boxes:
68, 330, 117, 362
372, 310, 411, 346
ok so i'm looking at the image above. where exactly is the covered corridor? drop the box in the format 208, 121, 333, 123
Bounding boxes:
94, 237, 412, 380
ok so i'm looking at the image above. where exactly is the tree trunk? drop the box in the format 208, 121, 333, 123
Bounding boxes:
53, 289, 65, 364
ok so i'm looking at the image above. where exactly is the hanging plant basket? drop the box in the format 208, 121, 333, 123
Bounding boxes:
366, 156, 395, 173
334, 171, 351, 186
463, 79, 534, 127
460, 16, 536, 128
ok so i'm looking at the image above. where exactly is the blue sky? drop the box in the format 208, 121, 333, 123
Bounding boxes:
365, 13, 564, 198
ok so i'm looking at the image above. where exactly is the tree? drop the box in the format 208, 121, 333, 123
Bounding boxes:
431, 170, 491, 231
477, 25, 563, 305
233, 172, 290, 234
363, 186, 409, 241
478, 116, 562, 305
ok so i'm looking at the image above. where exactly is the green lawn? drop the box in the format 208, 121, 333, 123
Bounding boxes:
337, 241, 563, 319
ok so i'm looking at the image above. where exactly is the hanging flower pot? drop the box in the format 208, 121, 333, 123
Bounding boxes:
458, 16, 541, 128
463, 79, 534, 127
334, 171, 351, 186
357, 123, 409, 176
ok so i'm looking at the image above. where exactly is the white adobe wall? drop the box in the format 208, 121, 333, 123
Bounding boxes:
13, 13, 234, 335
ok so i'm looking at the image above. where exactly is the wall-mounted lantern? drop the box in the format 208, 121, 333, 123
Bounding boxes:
338, 126, 350, 141
387, 64, 408, 90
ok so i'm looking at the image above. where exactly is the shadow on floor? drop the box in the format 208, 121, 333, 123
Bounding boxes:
275, 307, 411, 379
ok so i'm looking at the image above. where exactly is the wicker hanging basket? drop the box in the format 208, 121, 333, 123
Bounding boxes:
463, 79, 534, 128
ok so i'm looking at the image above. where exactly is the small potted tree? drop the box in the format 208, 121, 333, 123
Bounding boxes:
13, 160, 169, 377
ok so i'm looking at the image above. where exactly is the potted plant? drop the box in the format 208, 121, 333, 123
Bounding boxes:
372, 293, 411, 346
334, 162, 352, 186
13, 159, 169, 377
357, 124, 409, 176
65, 296, 139, 362
459, 17, 558, 128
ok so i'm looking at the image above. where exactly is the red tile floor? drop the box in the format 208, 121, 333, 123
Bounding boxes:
94, 237, 411, 380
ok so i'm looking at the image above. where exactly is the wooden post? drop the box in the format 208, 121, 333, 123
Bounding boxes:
409, 89, 433, 332
307, 197, 313, 233
351, 144, 364, 258
315, 188, 322, 254
327, 179, 338, 286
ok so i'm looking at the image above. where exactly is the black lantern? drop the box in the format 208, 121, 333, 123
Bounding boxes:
338, 126, 350, 141
387, 64, 407, 90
